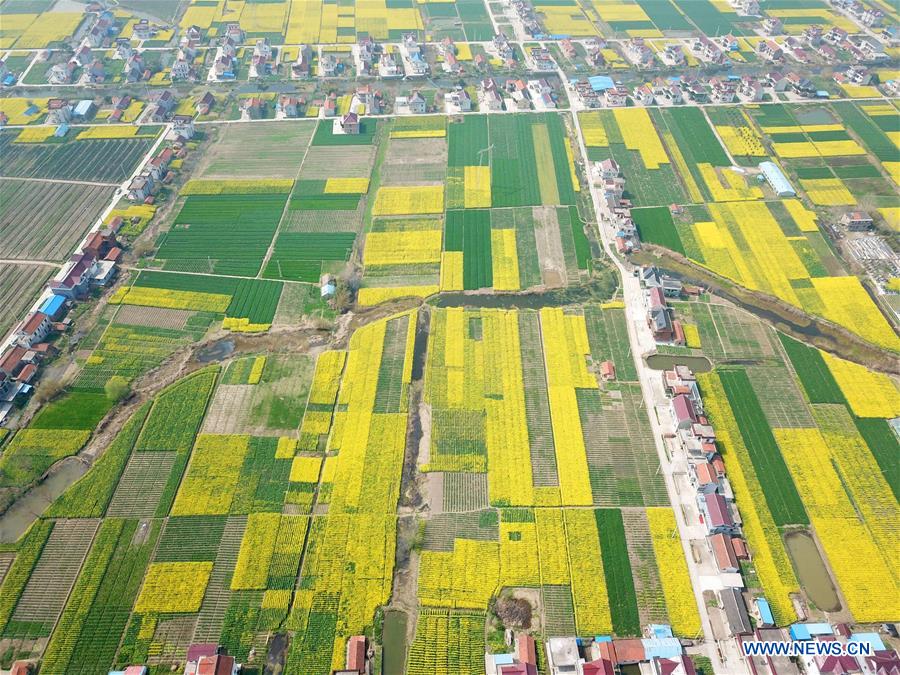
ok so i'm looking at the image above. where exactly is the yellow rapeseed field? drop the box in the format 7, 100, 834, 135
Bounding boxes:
810, 276, 900, 351
613, 108, 669, 169
579, 112, 608, 147
364, 230, 442, 266
783, 199, 819, 232
14, 12, 83, 48
357, 285, 439, 305
110, 286, 232, 312
135, 562, 213, 613
290, 456, 322, 483
14, 126, 57, 143
372, 185, 444, 215
775, 428, 900, 622
821, 352, 900, 417
324, 177, 370, 193
490, 229, 520, 291
463, 166, 491, 208
647, 507, 702, 636
540, 309, 594, 506
440, 252, 464, 291
800, 178, 856, 206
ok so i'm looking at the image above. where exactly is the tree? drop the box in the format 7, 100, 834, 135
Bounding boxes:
105, 376, 130, 402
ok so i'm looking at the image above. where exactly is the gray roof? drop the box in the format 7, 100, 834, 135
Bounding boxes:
721, 588, 752, 635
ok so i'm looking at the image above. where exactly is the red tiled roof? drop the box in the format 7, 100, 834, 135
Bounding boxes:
17, 363, 37, 383
21, 312, 48, 336
614, 639, 645, 664
732, 537, 749, 559
672, 394, 697, 424
705, 493, 733, 528
347, 635, 366, 671
197, 654, 234, 675
695, 462, 716, 485
583, 659, 615, 675
517, 634, 537, 665
1, 346, 27, 373
710, 533, 738, 571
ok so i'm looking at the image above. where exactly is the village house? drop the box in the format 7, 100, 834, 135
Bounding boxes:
661, 43, 686, 67
708, 533, 740, 574
210, 37, 237, 80
337, 635, 368, 674
357, 36, 377, 74
624, 38, 654, 68
379, 51, 401, 78
480, 78, 504, 111
277, 95, 302, 118
604, 87, 629, 107
738, 76, 764, 101
241, 96, 265, 120
114, 37, 133, 60
340, 111, 360, 135
762, 16, 783, 35
132, 18, 153, 41
47, 98, 72, 124
224, 23, 244, 43
170, 52, 192, 80
196, 91, 215, 115
699, 492, 738, 535
733, 0, 759, 15
184, 645, 239, 675
14, 313, 52, 349
249, 38, 272, 79
840, 210, 874, 231
403, 34, 429, 76
291, 45, 312, 79
319, 52, 338, 77
444, 87, 472, 113
709, 78, 737, 103
633, 84, 654, 106
528, 46, 555, 71
757, 39, 784, 63
692, 36, 725, 64
123, 53, 144, 82
405, 90, 427, 114
127, 174, 155, 202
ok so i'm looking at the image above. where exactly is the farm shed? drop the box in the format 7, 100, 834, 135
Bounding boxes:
790, 623, 834, 641
758, 161, 796, 197
755, 598, 775, 628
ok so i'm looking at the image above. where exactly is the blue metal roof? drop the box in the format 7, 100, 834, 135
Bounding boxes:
791, 623, 833, 640
850, 633, 886, 652
642, 638, 682, 660
55, 124, 69, 137
649, 624, 674, 639
755, 598, 774, 626
594, 635, 613, 643
493, 654, 515, 665
39, 294, 66, 318
589, 75, 615, 91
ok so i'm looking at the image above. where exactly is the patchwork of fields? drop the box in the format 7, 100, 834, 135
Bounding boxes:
581, 101, 900, 352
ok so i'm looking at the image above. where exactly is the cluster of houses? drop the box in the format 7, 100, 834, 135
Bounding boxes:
590, 158, 639, 254
641, 266, 687, 345
127, 115, 193, 201
208, 23, 245, 81
0, 227, 122, 423
740, 623, 900, 675
572, 66, 837, 110
543, 626, 698, 675
662, 363, 779, 639
478, 76, 557, 112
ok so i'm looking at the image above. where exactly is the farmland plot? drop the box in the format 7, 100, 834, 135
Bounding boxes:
0, 132, 157, 182
6, 519, 99, 638
0, 264, 51, 338
200, 122, 314, 178
0, 180, 114, 261
155, 194, 287, 277
202, 355, 314, 435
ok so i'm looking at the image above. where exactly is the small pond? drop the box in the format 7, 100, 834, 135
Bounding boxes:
196, 339, 235, 363
784, 530, 841, 613
644, 353, 713, 372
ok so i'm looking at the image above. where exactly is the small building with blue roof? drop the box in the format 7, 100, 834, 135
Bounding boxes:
39, 294, 67, 320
